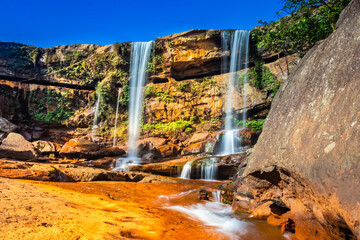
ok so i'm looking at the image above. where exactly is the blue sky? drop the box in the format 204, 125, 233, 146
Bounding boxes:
1, 0, 283, 48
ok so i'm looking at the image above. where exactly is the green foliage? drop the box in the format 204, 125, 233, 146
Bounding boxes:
147, 54, 164, 73
253, 0, 351, 56
0, 43, 39, 74
246, 119, 266, 131
168, 41, 175, 48
233, 118, 266, 131
237, 61, 281, 98
144, 85, 175, 103
142, 120, 193, 134
176, 82, 190, 92
29, 89, 74, 123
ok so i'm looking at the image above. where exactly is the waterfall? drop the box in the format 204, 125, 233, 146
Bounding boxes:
113, 41, 152, 171
113, 88, 122, 146
212, 190, 222, 203
200, 158, 218, 180
219, 30, 249, 155
179, 161, 193, 179
127, 41, 153, 160
91, 94, 101, 141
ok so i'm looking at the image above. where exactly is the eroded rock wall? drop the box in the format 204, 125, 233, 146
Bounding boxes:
234, 0, 360, 238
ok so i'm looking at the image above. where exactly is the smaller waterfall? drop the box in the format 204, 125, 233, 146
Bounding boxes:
201, 158, 218, 180
113, 88, 122, 146
212, 190, 222, 203
179, 161, 193, 179
91, 94, 101, 141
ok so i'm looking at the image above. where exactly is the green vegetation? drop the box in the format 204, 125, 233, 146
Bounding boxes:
29, 89, 74, 123
144, 85, 176, 103
176, 82, 190, 92
237, 61, 281, 98
168, 41, 175, 48
142, 120, 193, 134
147, 54, 164, 73
0, 43, 40, 74
233, 118, 266, 131
253, 0, 351, 56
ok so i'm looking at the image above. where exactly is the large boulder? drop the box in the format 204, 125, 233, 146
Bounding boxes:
235, 1, 360, 239
32, 140, 62, 155
59, 138, 126, 159
0, 117, 17, 142
0, 133, 37, 160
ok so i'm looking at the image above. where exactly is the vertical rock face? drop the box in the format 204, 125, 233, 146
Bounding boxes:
235, 0, 360, 239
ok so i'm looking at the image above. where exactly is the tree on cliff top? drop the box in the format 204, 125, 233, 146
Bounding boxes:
253, 0, 351, 56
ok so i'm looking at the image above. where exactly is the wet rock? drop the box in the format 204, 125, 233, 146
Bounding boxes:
187, 133, 210, 145
248, 201, 273, 220
181, 141, 205, 155
235, 1, 360, 238
199, 188, 210, 200
0, 117, 17, 137
32, 141, 62, 155
157, 143, 180, 158
0, 133, 37, 160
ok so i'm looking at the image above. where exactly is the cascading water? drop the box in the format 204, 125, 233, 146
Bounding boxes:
91, 94, 101, 141
114, 41, 153, 170
219, 30, 250, 155
200, 158, 218, 180
113, 88, 122, 147
179, 160, 193, 179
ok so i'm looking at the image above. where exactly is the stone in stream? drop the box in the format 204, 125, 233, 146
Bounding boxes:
0, 133, 37, 160
199, 188, 210, 200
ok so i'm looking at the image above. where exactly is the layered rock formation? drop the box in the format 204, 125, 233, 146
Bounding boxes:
234, 0, 360, 238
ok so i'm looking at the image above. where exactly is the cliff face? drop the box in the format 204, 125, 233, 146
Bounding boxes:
234, 0, 360, 238
0, 29, 297, 143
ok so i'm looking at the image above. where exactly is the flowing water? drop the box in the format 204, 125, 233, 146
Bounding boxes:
200, 157, 218, 180
159, 189, 286, 240
114, 41, 153, 170
220, 30, 250, 155
113, 88, 122, 147
91, 94, 101, 141
179, 160, 194, 179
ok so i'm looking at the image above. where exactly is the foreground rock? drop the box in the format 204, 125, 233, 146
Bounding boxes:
234, 1, 360, 239
0, 159, 177, 184
59, 138, 125, 159
0, 133, 37, 160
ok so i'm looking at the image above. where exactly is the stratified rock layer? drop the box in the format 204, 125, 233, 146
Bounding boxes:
235, 0, 360, 239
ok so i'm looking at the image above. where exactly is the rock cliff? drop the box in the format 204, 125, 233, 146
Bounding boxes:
234, 0, 360, 238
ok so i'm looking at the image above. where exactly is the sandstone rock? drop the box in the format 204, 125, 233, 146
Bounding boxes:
249, 201, 273, 220
187, 133, 209, 145
236, 1, 360, 238
59, 138, 100, 158
0, 117, 17, 134
32, 140, 62, 155
0, 133, 37, 160
157, 143, 180, 158
181, 141, 205, 155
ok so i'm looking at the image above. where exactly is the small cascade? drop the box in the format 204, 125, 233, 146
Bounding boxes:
179, 161, 193, 179
212, 190, 222, 203
219, 30, 250, 155
91, 94, 101, 141
114, 41, 153, 171
200, 158, 218, 180
113, 88, 122, 146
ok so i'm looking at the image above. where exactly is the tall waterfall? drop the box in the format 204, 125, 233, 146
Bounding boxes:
219, 30, 249, 155
113, 88, 122, 146
127, 41, 153, 159
91, 94, 101, 141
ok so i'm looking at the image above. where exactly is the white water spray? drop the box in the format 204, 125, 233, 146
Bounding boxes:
201, 158, 218, 180
113, 88, 122, 146
179, 160, 193, 179
220, 30, 250, 155
91, 94, 101, 141
114, 41, 153, 171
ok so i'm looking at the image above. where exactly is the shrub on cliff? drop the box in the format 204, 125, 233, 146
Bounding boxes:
253, 0, 351, 56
